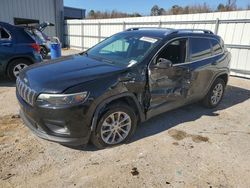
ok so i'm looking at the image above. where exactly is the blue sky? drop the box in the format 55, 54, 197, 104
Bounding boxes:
64, 0, 250, 15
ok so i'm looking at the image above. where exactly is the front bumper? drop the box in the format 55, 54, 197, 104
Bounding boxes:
20, 110, 89, 146
17, 92, 92, 146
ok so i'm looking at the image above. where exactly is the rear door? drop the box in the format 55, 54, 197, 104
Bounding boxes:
0, 27, 14, 72
187, 37, 215, 99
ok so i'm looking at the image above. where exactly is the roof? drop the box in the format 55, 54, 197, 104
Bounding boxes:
123, 27, 218, 39
0, 22, 13, 28
0, 21, 35, 43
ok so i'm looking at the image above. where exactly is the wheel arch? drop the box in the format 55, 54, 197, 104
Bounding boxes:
203, 71, 228, 97
217, 73, 229, 85
5, 56, 34, 74
90, 93, 145, 132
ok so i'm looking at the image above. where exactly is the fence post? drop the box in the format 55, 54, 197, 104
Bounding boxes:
158, 20, 162, 28
98, 22, 101, 42
123, 22, 126, 31
81, 23, 84, 50
63, 23, 67, 47
214, 18, 220, 34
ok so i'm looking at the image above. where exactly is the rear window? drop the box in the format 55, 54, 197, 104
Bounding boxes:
25, 29, 45, 43
210, 39, 223, 55
0, 27, 10, 40
190, 38, 212, 61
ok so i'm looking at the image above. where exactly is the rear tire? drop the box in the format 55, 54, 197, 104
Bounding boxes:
91, 103, 137, 149
7, 58, 31, 80
202, 78, 225, 108
40, 46, 48, 59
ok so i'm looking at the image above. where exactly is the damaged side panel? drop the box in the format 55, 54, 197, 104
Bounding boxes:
146, 64, 193, 119
149, 66, 192, 105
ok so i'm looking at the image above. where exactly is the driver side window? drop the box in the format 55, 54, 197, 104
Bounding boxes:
157, 38, 188, 65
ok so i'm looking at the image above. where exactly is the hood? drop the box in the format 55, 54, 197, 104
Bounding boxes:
20, 55, 125, 93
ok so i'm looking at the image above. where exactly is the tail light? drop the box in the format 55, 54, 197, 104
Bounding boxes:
31, 43, 41, 53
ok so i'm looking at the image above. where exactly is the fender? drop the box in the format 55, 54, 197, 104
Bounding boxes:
90, 92, 146, 132
204, 70, 229, 96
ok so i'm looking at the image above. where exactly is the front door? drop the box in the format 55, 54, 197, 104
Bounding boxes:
147, 38, 193, 118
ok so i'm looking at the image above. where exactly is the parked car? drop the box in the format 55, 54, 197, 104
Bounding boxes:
0, 22, 42, 80
25, 22, 60, 59
16, 28, 231, 148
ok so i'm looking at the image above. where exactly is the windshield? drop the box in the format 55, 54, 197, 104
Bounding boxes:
86, 33, 161, 67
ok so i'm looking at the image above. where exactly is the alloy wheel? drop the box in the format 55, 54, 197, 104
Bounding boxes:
100, 111, 132, 145
13, 63, 28, 77
211, 83, 223, 105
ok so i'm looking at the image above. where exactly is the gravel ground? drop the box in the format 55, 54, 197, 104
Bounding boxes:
0, 51, 250, 187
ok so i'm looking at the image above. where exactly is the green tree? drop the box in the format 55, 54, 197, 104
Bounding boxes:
88, 10, 95, 18
217, 3, 226, 11
151, 5, 166, 16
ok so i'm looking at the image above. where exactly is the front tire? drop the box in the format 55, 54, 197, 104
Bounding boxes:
91, 103, 137, 149
7, 59, 31, 80
202, 78, 226, 108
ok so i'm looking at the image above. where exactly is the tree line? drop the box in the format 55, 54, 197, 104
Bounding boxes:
150, 0, 239, 16
87, 0, 250, 19
87, 10, 141, 19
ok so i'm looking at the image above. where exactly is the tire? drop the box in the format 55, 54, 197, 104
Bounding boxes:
202, 78, 226, 108
7, 58, 31, 80
40, 46, 48, 59
91, 103, 137, 149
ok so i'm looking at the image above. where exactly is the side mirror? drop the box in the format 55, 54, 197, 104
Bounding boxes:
155, 58, 172, 69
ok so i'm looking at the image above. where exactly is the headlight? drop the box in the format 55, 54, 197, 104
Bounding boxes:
37, 92, 88, 107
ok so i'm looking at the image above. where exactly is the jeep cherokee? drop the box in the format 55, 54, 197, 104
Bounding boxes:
16, 28, 231, 148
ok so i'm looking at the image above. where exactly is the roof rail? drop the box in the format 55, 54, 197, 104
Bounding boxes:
126, 27, 173, 31
175, 29, 214, 34
125, 27, 214, 35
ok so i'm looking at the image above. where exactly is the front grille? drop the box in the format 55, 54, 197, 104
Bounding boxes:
16, 77, 37, 106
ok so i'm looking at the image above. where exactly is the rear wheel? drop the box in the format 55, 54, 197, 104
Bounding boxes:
7, 59, 31, 80
202, 78, 225, 108
91, 103, 137, 149
40, 46, 48, 59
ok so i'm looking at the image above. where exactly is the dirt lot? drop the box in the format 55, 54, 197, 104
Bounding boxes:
0, 72, 250, 187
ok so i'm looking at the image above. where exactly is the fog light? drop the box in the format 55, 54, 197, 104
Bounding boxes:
45, 123, 70, 135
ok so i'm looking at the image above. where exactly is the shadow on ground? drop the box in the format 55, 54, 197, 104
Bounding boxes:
0, 77, 15, 87
133, 85, 250, 141
72, 84, 250, 151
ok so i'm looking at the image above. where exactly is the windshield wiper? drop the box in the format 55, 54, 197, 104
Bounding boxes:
79, 51, 88, 56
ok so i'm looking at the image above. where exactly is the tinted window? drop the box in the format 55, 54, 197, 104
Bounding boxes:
211, 39, 223, 55
0, 28, 10, 39
158, 38, 188, 64
190, 38, 212, 61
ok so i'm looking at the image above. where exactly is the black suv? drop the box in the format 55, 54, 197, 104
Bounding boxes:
16, 28, 231, 148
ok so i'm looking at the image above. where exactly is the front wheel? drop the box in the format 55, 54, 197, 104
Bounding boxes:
202, 78, 226, 108
91, 103, 137, 149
